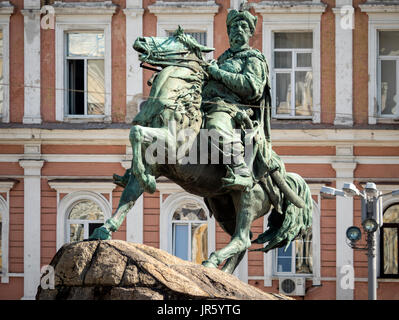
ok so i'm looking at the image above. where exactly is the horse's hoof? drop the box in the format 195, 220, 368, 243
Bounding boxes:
202, 260, 218, 268
89, 226, 112, 240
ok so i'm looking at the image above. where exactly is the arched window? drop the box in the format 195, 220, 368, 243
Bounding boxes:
55, 190, 112, 249
66, 199, 105, 243
380, 203, 399, 278
171, 201, 208, 264
160, 191, 215, 266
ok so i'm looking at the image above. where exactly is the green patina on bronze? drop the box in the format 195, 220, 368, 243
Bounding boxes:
90, 10, 313, 274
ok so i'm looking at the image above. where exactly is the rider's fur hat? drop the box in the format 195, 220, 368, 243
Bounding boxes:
226, 9, 258, 34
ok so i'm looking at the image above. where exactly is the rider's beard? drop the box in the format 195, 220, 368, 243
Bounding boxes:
229, 32, 250, 49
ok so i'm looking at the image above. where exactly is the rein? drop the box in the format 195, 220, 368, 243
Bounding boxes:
140, 36, 210, 75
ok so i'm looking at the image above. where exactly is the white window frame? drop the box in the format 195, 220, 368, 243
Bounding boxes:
0, 180, 15, 283
55, 10, 114, 122
64, 31, 106, 118
0, 6, 12, 123
359, 3, 399, 124
272, 34, 314, 119
256, 3, 325, 123
48, 181, 115, 250
171, 207, 208, 261
378, 44, 399, 119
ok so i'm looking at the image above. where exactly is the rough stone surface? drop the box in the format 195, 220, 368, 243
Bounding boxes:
36, 240, 290, 300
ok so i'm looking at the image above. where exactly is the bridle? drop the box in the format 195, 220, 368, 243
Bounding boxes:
139, 36, 210, 75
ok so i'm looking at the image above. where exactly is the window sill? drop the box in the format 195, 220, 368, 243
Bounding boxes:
376, 117, 399, 124
63, 116, 112, 124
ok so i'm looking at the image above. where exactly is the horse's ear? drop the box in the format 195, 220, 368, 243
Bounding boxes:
174, 25, 185, 37
197, 44, 215, 53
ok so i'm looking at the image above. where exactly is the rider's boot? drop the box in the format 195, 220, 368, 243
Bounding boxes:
221, 160, 253, 191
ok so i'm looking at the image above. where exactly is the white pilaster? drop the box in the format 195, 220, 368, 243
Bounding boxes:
234, 251, 248, 283
19, 159, 44, 300
332, 145, 356, 300
22, 0, 41, 124
333, 0, 354, 126
124, 1, 144, 123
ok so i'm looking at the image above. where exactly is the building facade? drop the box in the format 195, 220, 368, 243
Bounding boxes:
0, 0, 398, 300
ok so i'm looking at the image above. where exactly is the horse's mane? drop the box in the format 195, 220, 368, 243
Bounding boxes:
173, 26, 205, 61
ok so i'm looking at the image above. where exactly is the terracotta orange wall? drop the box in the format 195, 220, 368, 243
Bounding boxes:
321, 197, 337, 278
320, 0, 335, 124
0, 278, 23, 300
353, 0, 369, 125
112, 0, 127, 123
143, 191, 160, 248
9, 0, 24, 123
285, 164, 336, 178
41, 24, 55, 122
41, 162, 126, 177
0, 145, 24, 154
8, 180, 24, 274
354, 147, 399, 156
41, 179, 57, 266
41, 145, 126, 154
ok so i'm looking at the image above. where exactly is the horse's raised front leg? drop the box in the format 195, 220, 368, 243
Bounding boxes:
89, 174, 143, 240
130, 125, 175, 194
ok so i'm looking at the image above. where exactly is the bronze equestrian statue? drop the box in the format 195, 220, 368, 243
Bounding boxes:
90, 9, 313, 274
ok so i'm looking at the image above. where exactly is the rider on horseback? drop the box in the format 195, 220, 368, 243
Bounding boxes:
202, 9, 275, 192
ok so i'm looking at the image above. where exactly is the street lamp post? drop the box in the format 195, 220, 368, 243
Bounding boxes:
320, 183, 399, 300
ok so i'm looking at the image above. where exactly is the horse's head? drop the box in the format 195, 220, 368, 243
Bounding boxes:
133, 26, 214, 68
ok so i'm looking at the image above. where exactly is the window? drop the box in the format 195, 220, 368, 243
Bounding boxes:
378, 31, 399, 118
272, 32, 313, 119
66, 32, 105, 117
380, 203, 399, 278
275, 230, 313, 275
167, 31, 207, 47
159, 190, 215, 267
171, 201, 208, 264
55, 10, 114, 122
66, 199, 105, 242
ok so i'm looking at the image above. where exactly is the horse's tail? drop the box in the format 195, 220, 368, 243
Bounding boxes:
252, 172, 313, 253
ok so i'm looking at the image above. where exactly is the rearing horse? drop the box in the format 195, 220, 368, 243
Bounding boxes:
90, 27, 313, 274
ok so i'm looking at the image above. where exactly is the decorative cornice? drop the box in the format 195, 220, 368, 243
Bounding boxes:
0, 1, 14, 15
48, 179, 116, 194
359, 2, 399, 13
148, 1, 219, 15
123, 8, 144, 17
253, 1, 327, 14
52, 1, 118, 15
0, 179, 17, 193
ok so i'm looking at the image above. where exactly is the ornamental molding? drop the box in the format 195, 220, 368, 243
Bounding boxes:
253, 1, 326, 14
359, 2, 399, 13
0, 1, 14, 15
148, 1, 219, 15
52, 1, 117, 15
